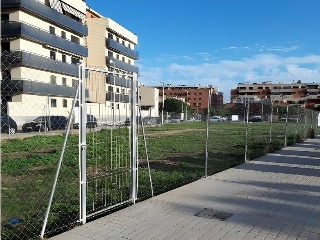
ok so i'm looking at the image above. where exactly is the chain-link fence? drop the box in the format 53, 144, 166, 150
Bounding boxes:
2, 52, 320, 240
1, 50, 81, 239
1, 54, 138, 239
136, 100, 320, 202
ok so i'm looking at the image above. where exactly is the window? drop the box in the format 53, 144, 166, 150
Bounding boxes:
50, 51, 56, 60
51, 99, 57, 107
117, 37, 120, 43
50, 75, 57, 84
1, 14, 9, 23
62, 54, 66, 62
122, 57, 125, 62
72, 79, 78, 87
111, 103, 114, 109
249, 87, 253, 90
71, 35, 80, 44
1, 42, 10, 51
108, 51, 113, 57
108, 33, 113, 39
116, 54, 119, 60
116, 88, 120, 93
71, 57, 80, 64
61, 31, 66, 39
128, 59, 131, 65
108, 86, 113, 92
62, 99, 67, 108
117, 104, 119, 109
62, 77, 67, 86
49, 26, 55, 34
122, 40, 125, 45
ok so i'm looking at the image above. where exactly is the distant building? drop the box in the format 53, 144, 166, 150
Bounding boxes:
230, 81, 320, 109
212, 92, 224, 109
157, 85, 217, 113
139, 86, 159, 117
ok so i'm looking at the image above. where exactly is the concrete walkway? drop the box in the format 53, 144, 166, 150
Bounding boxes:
50, 137, 320, 240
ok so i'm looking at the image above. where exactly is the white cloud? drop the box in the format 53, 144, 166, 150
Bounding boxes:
138, 54, 320, 102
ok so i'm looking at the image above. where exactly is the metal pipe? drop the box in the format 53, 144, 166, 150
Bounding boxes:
40, 84, 79, 239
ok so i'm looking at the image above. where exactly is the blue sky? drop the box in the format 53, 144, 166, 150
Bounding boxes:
86, 0, 320, 102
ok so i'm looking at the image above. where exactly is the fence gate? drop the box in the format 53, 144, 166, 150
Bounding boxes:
79, 66, 138, 222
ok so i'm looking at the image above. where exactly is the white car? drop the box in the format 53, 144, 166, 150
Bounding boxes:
209, 116, 222, 122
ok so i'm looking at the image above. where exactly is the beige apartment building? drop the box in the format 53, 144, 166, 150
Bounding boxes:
139, 86, 159, 117
1, 0, 88, 126
85, 7, 139, 123
231, 81, 320, 107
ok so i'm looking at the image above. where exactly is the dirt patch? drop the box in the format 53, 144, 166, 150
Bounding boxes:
142, 128, 204, 137
2, 149, 57, 160
139, 159, 179, 170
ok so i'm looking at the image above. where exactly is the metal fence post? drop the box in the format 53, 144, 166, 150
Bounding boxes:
130, 73, 138, 204
79, 65, 87, 224
295, 105, 300, 141
205, 89, 210, 178
269, 101, 273, 144
245, 98, 249, 162
284, 105, 289, 146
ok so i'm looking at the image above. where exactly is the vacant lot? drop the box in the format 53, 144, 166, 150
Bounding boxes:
1, 121, 309, 239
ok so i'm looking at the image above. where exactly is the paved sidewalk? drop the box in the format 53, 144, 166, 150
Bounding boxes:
51, 137, 320, 240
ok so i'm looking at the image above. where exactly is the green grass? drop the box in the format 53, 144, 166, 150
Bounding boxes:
1, 121, 314, 239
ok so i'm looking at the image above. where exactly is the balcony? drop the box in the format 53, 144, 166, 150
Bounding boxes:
106, 39, 139, 60
1, 50, 79, 77
1, 0, 87, 36
106, 74, 130, 88
105, 92, 130, 103
1, 78, 79, 98
106, 57, 139, 74
1, 21, 88, 57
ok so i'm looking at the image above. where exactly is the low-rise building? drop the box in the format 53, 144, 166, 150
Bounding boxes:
230, 81, 320, 108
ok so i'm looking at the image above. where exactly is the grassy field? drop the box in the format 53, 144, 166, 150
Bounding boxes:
0, 120, 314, 239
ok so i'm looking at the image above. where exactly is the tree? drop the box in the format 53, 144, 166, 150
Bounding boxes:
159, 98, 193, 113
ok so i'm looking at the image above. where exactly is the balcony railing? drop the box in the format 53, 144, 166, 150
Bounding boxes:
105, 92, 130, 103
1, 78, 79, 98
1, 50, 79, 77
106, 57, 139, 74
106, 39, 139, 60
1, 21, 88, 57
1, 0, 87, 35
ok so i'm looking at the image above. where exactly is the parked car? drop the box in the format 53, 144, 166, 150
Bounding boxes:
209, 116, 223, 122
142, 117, 159, 125
1, 114, 17, 134
73, 114, 97, 129
22, 116, 68, 132
248, 116, 263, 122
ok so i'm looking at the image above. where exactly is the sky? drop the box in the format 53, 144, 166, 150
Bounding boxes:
86, 0, 320, 102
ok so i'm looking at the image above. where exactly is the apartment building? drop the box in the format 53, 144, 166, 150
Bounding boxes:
85, 7, 139, 123
158, 85, 217, 113
231, 81, 320, 108
1, 0, 88, 126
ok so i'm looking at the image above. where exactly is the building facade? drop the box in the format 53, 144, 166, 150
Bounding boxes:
139, 86, 159, 117
85, 7, 139, 123
231, 81, 320, 108
1, 0, 88, 126
158, 85, 217, 113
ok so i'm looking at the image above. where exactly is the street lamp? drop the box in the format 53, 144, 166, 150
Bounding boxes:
160, 81, 165, 125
